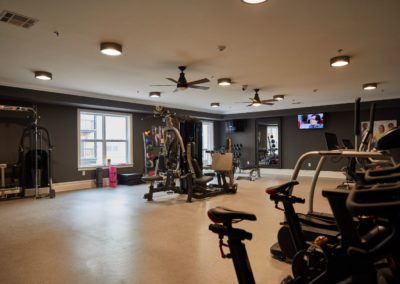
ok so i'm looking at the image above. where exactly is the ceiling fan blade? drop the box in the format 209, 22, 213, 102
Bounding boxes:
189, 85, 209, 90
262, 102, 274, 105
150, 84, 175, 87
247, 103, 253, 107
261, 99, 275, 103
187, 78, 210, 85
173, 88, 179, 92
166, 78, 178, 83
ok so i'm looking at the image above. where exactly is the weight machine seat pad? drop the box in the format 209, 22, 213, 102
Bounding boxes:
297, 213, 337, 231
142, 175, 164, 182
194, 175, 213, 184
208, 206, 257, 224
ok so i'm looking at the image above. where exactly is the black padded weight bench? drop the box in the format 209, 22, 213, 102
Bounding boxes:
118, 172, 143, 185
141, 175, 165, 201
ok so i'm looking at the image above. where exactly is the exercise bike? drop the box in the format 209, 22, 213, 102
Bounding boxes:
208, 175, 400, 283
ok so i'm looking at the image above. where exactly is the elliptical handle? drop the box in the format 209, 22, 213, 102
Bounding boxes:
368, 103, 375, 134
354, 97, 361, 136
360, 103, 376, 149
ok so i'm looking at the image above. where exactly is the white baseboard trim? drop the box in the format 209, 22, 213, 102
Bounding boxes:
52, 170, 344, 193
53, 179, 96, 192
259, 168, 344, 179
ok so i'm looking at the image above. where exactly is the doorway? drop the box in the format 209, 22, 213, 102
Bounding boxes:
257, 118, 281, 168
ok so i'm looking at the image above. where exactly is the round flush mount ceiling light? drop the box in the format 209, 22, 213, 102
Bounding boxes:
241, 0, 268, 4
273, 94, 285, 101
363, 83, 378, 90
100, 42, 122, 56
330, 55, 350, 67
34, 71, 52, 80
217, 78, 232, 86
210, 102, 220, 108
149, 91, 161, 98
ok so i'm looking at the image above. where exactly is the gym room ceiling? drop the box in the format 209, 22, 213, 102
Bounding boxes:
0, 0, 399, 114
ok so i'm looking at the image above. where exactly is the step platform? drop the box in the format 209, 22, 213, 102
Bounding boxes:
118, 172, 144, 185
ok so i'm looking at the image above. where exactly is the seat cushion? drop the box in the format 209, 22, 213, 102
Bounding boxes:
194, 176, 213, 184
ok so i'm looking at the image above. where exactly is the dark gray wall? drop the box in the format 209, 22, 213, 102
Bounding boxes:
2, 85, 400, 180
0, 101, 161, 183
0, 85, 225, 183
0, 113, 26, 165
227, 119, 256, 166
221, 100, 400, 171
282, 111, 354, 170
0, 85, 223, 120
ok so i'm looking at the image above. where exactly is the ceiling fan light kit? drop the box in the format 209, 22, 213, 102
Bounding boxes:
241, 88, 276, 107
100, 42, 122, 56
330, 55, 350, 67
34, 71, 52, 80
156, 66, 210, 92
241, 0, 268, 4
218, 78, 232, 86
210, 102, 220, 108
363, 83, 377, 90
273, 94, 285, 101
149, 91, 161, 98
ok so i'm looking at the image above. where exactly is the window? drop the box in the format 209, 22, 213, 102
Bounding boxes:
78, 109, 132, 169
201, 121, 214, 166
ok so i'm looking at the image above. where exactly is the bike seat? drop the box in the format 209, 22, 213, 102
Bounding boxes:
208, 207, 256, 224
265, 180, 299, 195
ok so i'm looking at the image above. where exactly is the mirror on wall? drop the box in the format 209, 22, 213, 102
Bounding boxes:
257, 118, 281, 168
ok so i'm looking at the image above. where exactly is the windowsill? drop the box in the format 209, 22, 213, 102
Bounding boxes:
78, 164, 134, 171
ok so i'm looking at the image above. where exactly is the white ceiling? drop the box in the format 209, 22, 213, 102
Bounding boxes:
0, 0, 400, 114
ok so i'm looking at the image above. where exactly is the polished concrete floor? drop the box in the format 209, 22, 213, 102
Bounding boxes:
0, 174, 341, 284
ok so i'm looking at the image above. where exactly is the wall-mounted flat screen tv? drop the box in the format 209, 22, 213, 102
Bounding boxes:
297, 113, 325, 129
225, 119, 246, 133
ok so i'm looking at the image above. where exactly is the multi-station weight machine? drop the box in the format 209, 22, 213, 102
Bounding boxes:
0, 104, 55, 199
142, 106, 237, 202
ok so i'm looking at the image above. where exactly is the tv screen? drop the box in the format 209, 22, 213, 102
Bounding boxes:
297, 113, 325, 129
225, 120, 246, 133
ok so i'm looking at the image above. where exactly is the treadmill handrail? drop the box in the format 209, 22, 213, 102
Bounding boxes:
289, 150, 394, 214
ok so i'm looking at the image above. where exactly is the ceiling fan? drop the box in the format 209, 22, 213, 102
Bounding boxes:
239, 89, 276, 107
151, 66, 210, 92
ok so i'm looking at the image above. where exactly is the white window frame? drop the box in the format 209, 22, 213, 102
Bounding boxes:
77, 109, 133, 170
201, 120, 214, 166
